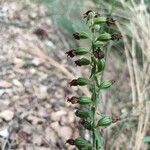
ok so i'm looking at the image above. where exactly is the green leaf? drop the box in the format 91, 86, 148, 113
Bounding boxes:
143, 136, 150, 143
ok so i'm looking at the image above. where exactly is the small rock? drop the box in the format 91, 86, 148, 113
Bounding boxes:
22, 125, 32, 135
32, 58, 41, 66
0, 89, 6, 96
67, 111, 75, 123
51, 110, 67, 121
59, 126, 72, 141
32, 134, 42, 146
12, 79, 22, 87
26, 115, 44, 125
0, 127, 9, 138
29, 12, 37, 19
0, 110, 14, 121
38, 85, 48, 99
0, 81, 12, 88
13, 58, 25, 68
45, 127, 57, 144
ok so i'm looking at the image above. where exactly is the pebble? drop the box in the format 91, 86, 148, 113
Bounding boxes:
59, 126, 72, 141
32, 134, 42, 146
0, 81, 12, 88
51, 110, 67, 121
0, 110, 14, 121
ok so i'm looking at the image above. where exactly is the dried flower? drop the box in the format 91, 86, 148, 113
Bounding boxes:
66, 139, 75, 145
94, 49, 105, 59
83, 10, 93, 18
106, 17, 116, 26
67, 96, 79, 104
111, 33, 122, 41
66, 49, 75, 57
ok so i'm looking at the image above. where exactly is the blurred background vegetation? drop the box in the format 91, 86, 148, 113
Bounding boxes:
35, 0, 150, 149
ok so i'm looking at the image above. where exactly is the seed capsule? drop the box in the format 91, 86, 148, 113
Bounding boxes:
99, 80, 115, 89
75, 58, 90, 66
67, 137, 92, 149
94, 17, 107, 24
97, 59, 105, 72
96, 33, 111, 41
75, 47, 89, 55
73, 32, 89, 40
97, 116, 112, 127
70, 77, 89, 86
93, 41, 105, 48
74, 137, 92, 149
78, 96, 92, 105
75, 110, 90, 118
66, 48, 89, 58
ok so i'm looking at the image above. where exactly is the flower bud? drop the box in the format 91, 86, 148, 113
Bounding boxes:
94, 49, 105, 59
97, 116, 112, 127
75, 48, 89, 55
96, 33, 111, 41
99, 80, 115, 89
67, 137, 92, 149
75, 58, 90, 66
75, 110, 90, 118
94, 17, 107, 25
66, 48, 89, 58
70, 77, 89, 86
67, 96, 79, 104
111, 33, 122, 41
79, 96, 92, 105
97, 59, 105, 72
73, 32, 89, 40
93, 41, 105, 48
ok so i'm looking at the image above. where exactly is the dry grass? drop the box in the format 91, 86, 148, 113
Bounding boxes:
116, 1, 150, 149
97, 0, 150, 149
